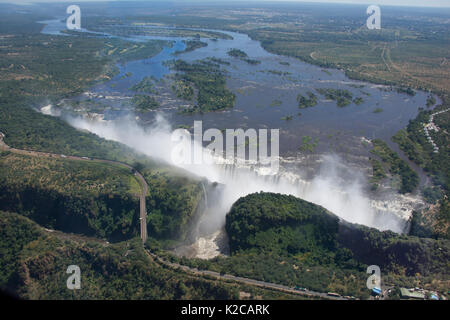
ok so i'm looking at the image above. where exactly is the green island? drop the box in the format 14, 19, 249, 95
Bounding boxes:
270, 99, 282, 107
299, 136, 319, 153
265, 70, 291, 76
243, 58, 262, 65
281, 115, 293, 121
227, 48, 248, 58
297, 91, 318, 109
167, 59, 236, 113
103, 38, 173, 65
205, 57, 231, 66
175, 40, 208, 54
353, 97, 364, 105
316, 88, 355, 108
131, 94, 160, 111
373, 107, 384, 113
130, 76, 158, 94
227, 48, 261, 65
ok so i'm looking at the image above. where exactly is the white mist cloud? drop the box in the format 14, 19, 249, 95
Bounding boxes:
63, 112, 406, 235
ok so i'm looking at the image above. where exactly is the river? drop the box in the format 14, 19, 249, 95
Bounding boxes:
39, 17, 434, 258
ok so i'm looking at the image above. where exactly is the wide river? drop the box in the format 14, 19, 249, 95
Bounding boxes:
41, 18, 436, 154
40, 18, 435, 257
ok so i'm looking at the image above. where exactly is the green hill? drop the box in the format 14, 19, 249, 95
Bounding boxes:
227, 192, 449, 275
0, 211, 240, 299
226, 192, 340, 260
220, 192, 450, 297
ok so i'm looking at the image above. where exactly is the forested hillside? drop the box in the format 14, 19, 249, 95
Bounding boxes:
0, 151, 140, 241
0, 211, 241, 299
219, 192, 449, 297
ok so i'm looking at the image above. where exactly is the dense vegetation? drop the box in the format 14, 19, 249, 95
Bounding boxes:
0, 152, 140, 241
142, 169, 205, 243
220, 193, 449, 297
171, 79, 195, 101
130, 76, 158, 94
132, 94, 160, 111
373, 107, 383, 114
227, 48, 248, 58
370, 139, 419, 194
369, 158, 387, 190
176, 40, 208, 54
392, 103, 450, 194
206, 57, 231, 66
161, 192, 449, 298
103, 38, 172, 65
0, 211, 244, 299
426, 95, 437, 108
315, 88, 363, 108
0, 150, 207, 246
1, 101, 131, 162
299, 136, 319, 153
226, 193, 341, 256
392, 98, 450, 239
168, 59, 235, 113
395, 87, 416, 97
227, 49, 261, 65
353, 97, 364, 105
242, 58, 262, 65
297, 91, 318, 109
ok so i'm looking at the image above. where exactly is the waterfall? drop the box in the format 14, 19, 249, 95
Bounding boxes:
201, 181, 208, 209
62, 113, 413, 241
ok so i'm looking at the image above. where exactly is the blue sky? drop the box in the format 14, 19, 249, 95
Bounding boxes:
2, 0, 450, 8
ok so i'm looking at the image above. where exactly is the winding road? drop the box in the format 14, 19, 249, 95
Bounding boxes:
0, 132, 348, 300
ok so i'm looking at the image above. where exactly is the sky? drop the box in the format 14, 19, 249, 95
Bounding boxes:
1, 0, 450, 8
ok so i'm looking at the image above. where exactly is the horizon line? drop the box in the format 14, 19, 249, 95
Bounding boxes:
1, 0, 450, 9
